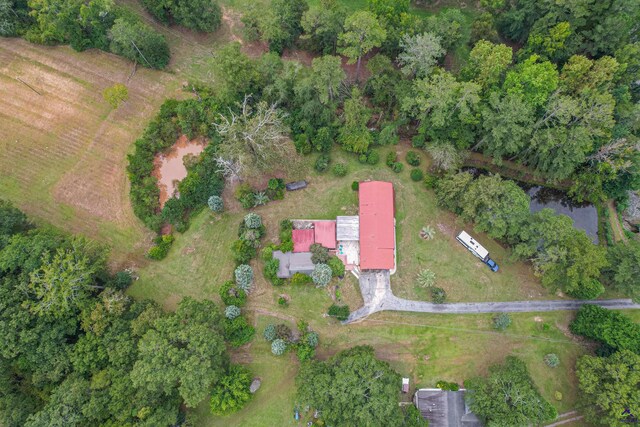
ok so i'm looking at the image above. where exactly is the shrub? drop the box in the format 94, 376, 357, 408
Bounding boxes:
411, 134, 426, 148
290, 273, 312, 286
332, 163, 348, 177
279, 240, 294, 253
296, 344, 315, 362
377, 125, 398, 145
208, 195, 224, 212
240, 194, 255, 209
219, 281, 247, 307
493, 313, 512, 331
263, 324, 276, 341
351, 181, 359, 191
209, 364, 253, 416
328, 304, 350, 321
385, 151, 397, 167
109, 17, 170, 69
416, 269, 436, 288
554, 391, 563, 401
264, 258, 283, 285
313, 127, 333, 152
234, 264, 254, 292
570, 305, 640, 354
102, 83, 129, 108
266, 178, 285, 200
261, 245, 274, 261
231, 239, 256, 263
328, 256, 345, 277
225, 305, 241, 320
294, 133, 311, 154
431, 287, 447, 304
366, 150, 380, 165
406, 151, 421, 166
315, 154, 330, 172
224, 316, 255, 347
410, 169, 424, 182
278, 296, 288, 306
392, 162, 404, 173
253, 191, 269, 206
310, 243, 330, 264
306, 331, 319, 348
423, 173, 438, 189
244, 213, 262, 229
544, 353, 560, 368
112, 271, 133, 290
436, 380, 460, 391
311, 263, 332, 287
147, 234, 174, 260
275, 324, 293, 341
271, 339, 287, 356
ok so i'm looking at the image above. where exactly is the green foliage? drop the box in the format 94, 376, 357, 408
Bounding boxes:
209, 365, 253, 416
277, 296, 288, 306
503, 55, 558, 109
391, 162, 403, 173
219, 280, 247, 307
225, 305, 241, 320
112, 270, 133, 290
386, 151, 397, 167
406, 151, 421, 166
271, 338, 287, 356
102, 83, 128, 108
327, 256, 345, 277
436, 380, 460, 391
212, 43, 262, 103
310, 243, 330, 264
430, 287, 446, 304
339, 88, 373, 154
244, 213, 262, 229
224, 315, 256, 347
141, 0, 221, 31
338, 11, 386, 79
311, 263, 332, 287
208, 195, 224, 212
290, 272, 312, 286
351, 181, 359, 191
376, 125, 399, 146
398, 32, 444, 78
306, 331, 319, 348
493, 313, 512, 331
314, 153, 331, 172
416, 269, 436, 288
109, 17, 170, 69
570, 305, 640, 354
604, 241, 640, 301
296, 343, 315, 362
544, 353, 560, 368
423, 173, 438, 189
471, 12, 499, 45
300, 0, 346, 54
410, 169, 424, 182
263, 324, 276, 341
296, 346, 404, 426
230, 239, 256, 264
424, 8, 467, 52
234, 265, 254, 292
465, 356, 557, 426
480, 92, 535, 160
465, 41, 513, 91
576, 350, 640, 426
0, 200, 31, 249
332, 163, 348, 177
264, 258, 283, 286
327, 304, 349, 321
131, 297, 227, 408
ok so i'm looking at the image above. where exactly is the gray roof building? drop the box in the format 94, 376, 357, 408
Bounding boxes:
273, 251, 314, 278
414, 389, 483, 427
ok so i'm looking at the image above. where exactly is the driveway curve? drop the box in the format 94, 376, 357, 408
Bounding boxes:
345, 271, 640, 323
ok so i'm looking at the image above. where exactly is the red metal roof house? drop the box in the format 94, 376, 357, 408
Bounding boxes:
358, 181, 395, 270
313, 221, 337, 249
292, 229, 314, 252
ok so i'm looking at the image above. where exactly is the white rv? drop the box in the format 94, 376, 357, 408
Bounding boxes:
456, 231, 499, 272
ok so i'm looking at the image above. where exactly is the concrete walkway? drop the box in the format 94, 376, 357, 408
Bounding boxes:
345, 271, 640, 323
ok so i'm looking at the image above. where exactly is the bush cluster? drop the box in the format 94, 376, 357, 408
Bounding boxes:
436, 380, 460, 391
328, 304, 350, 321
315, 154, 331, 172
219, 281, 248, 306
358, 150, 380, 165
147, 234, 175, 260
406, 151, 421, 166
332, 163, 348, 177
410, 168, 424, 182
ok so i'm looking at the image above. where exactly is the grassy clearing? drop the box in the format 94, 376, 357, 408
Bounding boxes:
0, 38, 184, 267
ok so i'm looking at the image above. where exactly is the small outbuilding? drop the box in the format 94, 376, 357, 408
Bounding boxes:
313, 220, 337, 249
273, 251, 314, 278
292, 229, 315, 252
414, 389, 482, 427
336, 216, 359, 241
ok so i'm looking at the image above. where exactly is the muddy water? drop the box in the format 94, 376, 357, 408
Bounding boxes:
153, 135, 206, 208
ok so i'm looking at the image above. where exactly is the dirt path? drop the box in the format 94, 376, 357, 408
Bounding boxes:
544, 411, 584, 427
607, 200, 627, 243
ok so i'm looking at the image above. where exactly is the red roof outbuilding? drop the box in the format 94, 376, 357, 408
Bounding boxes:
313, 221, 336, 249
359, 181, 395, 270
292, 229, 314, 253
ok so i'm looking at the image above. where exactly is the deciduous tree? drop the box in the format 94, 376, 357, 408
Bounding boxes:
397, 32, 444, 78
338, 11, 386, 80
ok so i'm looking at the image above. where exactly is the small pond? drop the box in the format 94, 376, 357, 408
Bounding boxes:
153, 135, 206, 208
462, 168, 599, 243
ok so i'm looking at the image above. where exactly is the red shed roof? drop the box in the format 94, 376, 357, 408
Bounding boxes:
292, 229, 314, 253
314, 221, 336, 249
359, 181, 395, 270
